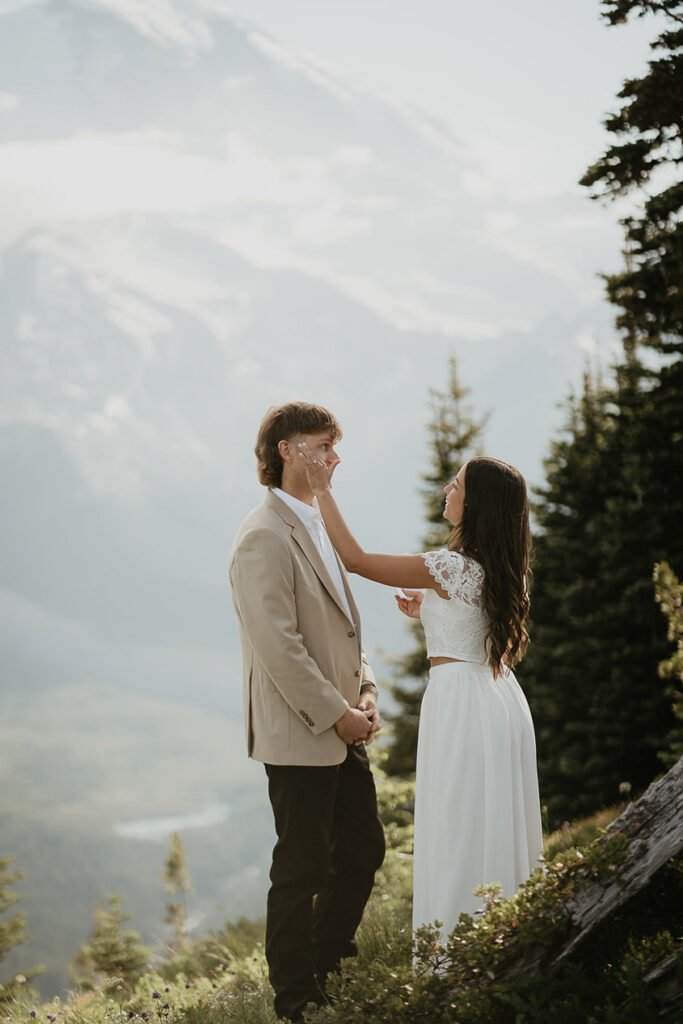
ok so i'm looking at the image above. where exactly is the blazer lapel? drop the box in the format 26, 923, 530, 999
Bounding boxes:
335, 552, 361, 633
265, 491, 355, 624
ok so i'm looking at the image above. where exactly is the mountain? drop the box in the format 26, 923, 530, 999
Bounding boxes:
0, 0, 620, 997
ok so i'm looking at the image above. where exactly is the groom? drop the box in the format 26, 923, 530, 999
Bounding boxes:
229, 401, 385, 1022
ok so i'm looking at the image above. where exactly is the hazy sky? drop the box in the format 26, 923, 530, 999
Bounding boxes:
224, 0, 656, 199
1, 0, 656, 204
0, 0, 662, 683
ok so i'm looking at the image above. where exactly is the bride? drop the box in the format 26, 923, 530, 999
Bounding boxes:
297, 448, 543, 939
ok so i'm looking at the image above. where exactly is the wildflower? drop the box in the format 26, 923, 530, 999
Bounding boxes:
152, 992, 161, 1000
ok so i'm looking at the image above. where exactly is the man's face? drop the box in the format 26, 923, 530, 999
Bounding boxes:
284, 430, 341, 486
299, 430, 341, 473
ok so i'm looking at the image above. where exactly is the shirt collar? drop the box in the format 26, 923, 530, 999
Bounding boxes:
272, 488, 323, 528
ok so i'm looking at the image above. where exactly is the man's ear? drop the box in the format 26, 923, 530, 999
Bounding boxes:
277, 439, 293, 463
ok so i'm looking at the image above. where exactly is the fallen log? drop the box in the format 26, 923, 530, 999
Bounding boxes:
559, 753, 683, 961
439, 757, 682, 986
478, 756, 683, 1016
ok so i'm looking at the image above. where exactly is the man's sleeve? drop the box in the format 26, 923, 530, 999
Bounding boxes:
360, 646, 375, 689
230, 526, 349, 735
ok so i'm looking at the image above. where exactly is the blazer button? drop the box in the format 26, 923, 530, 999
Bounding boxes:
354, 669, 360, 677
347, 629, 355, 637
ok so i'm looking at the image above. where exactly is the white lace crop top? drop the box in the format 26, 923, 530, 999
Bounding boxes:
419, 549, 489, 664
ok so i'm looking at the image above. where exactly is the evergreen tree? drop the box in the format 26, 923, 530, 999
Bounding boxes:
524, 356, 677, 823
163, 832, 193, 950
654, 560, 683, 768
71, 893, 150, 992
521, 372, 620, 821
383, 356, 487, 777
522, 0, 683, 822
0, 856, 42, 1002
580, 0, 683, 563
581, 0, 683, 354
581, 0, 683, 806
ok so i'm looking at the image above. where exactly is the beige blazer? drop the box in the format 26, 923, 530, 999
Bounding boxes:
229, 490, 376, 766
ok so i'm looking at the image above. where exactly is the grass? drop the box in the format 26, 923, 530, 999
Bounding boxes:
542, 803, 622, 862
1, 786, 674, 1024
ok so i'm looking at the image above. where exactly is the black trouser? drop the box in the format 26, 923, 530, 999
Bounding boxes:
264, 744, 385, 1022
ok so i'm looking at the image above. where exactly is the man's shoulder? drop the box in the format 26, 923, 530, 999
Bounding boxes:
230, 498, 291, 560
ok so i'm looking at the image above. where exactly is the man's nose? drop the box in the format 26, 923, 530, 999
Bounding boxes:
328, 448, 341, 464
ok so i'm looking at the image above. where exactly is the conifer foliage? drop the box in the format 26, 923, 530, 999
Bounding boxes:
164, 832, 193, 951
654, 561, 683, 769
383, 356, 486, 777
522, 0, 683, 822
71, 893, 150, 992
581, 0, 683, 558
521, 366, 674, 820
0, 856, 42, 1001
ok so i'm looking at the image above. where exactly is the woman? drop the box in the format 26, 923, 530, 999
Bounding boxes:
297, 448, 543, 940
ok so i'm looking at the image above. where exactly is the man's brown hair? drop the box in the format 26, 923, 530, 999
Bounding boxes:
255, 402, 342, 488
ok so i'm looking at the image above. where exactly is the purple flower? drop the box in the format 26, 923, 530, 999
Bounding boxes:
152, 992, 161, 1000
29, 1013, 37, 1020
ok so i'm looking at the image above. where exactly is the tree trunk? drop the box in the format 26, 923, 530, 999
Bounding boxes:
491, 756, 683, 1014
559, 754, 683, 960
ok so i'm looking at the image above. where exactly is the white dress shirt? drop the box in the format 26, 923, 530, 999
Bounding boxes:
272, 487, 354, 622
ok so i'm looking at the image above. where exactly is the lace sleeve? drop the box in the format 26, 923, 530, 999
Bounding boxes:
422, 549, 483, 607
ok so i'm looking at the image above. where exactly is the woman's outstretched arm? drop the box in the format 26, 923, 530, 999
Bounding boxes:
298, 443, 442, 592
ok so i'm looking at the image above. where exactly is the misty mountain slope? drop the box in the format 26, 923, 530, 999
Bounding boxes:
0, 676, 271, 998
0, 0, 621, 1000
0, 0, 459, 159
0, 0, 607, 342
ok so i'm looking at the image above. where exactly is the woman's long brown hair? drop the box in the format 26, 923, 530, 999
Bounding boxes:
448, 457, 531, 676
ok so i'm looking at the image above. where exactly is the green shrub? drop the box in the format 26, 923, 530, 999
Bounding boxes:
5, 780, 680, 1024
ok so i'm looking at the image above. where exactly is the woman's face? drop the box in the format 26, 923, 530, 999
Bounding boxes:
443, 464, 467, 527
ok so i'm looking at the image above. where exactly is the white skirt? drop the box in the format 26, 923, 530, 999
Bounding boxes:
412, 661, 543, 938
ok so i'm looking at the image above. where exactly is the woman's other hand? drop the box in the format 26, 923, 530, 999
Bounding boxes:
394, 589, 424, 619
297, 441, 333, 495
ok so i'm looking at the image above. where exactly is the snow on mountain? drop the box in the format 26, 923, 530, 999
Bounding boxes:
0, 0, 619, 705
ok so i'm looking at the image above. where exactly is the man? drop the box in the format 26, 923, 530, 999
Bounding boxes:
229, 401, 385, 1023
